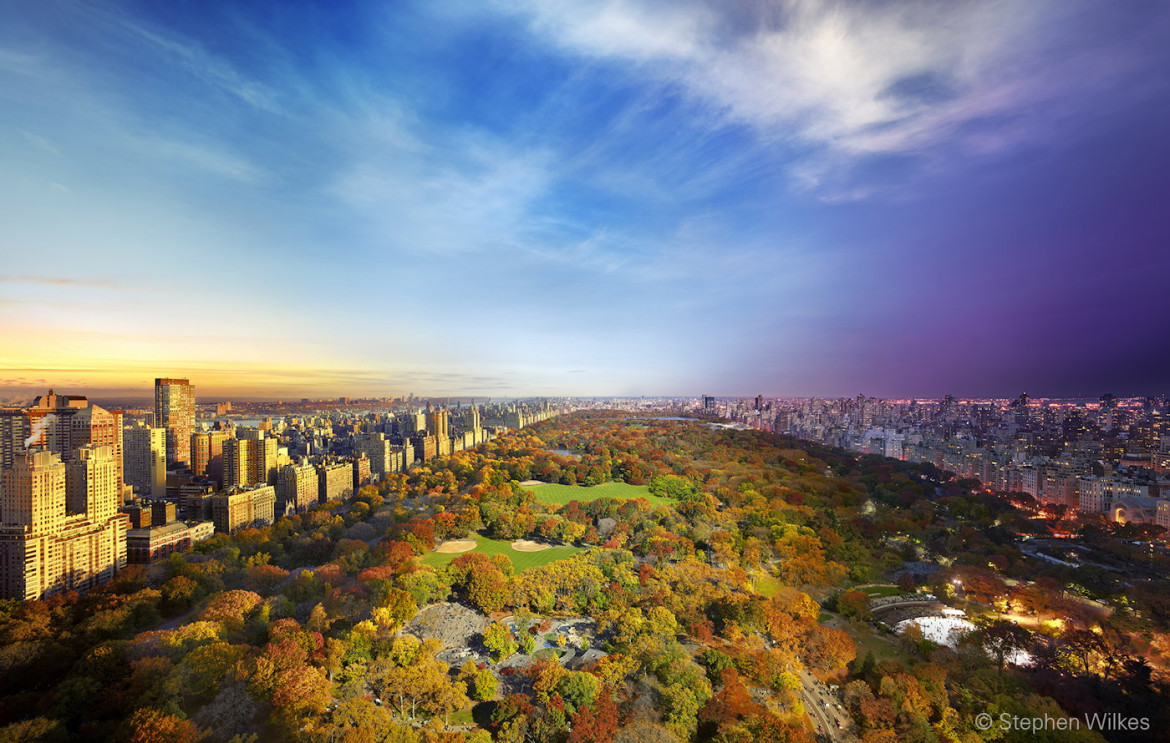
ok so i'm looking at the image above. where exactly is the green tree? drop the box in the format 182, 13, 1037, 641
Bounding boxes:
482, 623, 518, 663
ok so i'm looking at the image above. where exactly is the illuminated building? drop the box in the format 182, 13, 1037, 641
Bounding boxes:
277, 463, 319, 514
154, 378, 196, 465
124, 423, 167, 498
211, 485, 276, 534
0, 448, 127, 600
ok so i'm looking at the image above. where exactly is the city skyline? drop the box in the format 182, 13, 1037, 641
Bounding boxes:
2, 1, 1169, 399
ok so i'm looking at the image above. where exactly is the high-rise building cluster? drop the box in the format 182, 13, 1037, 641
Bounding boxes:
0, 378, 570, 600
0, 447, 126, 600
715, 393, 1170, 533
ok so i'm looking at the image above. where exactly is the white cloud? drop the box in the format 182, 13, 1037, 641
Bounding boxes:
329, 120, 555, 257
500, 0, 1135, 161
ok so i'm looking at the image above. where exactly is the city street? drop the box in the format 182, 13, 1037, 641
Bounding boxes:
798, 669, 855, 743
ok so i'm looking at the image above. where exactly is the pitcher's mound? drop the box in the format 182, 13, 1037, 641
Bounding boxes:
435, 539, 477, 554
511, 540, 549, 552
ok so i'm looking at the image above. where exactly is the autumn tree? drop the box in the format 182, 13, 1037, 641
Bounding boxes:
482, 622, 518, 663
836, 590, 872, 622
458, 659, 499, 701
974, 620, 1033, 672
124, 707, 205, 743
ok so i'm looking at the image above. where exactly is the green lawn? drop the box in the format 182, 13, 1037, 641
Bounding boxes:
838, 617, 911, 664
420, 534, 583, 573
524, 481, 673, 508
754, 575, 782, 598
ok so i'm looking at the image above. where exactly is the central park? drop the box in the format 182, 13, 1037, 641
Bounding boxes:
0, 412, 1167, 743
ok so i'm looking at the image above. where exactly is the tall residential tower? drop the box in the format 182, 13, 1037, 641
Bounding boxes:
154, 378, 195, 466
0, 448, 127, 600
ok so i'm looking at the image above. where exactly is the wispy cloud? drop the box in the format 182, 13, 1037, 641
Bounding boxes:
113, 17, 282, 114
501, 0, 1159, 179
17, 129, 62, 156
0, 275, 118, 289
329, 125, 555, 257
123, 133, 266, 183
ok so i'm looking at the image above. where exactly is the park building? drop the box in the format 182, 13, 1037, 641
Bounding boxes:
426, 407, 449, 439
1107, 496, 1166, 527
124, 500, 177, 529
410, 433, 439, 463
178, 485, 217, 522
0, 447, 127, 600
1077, 476, 1150, 514
1158, 501, 1170, 533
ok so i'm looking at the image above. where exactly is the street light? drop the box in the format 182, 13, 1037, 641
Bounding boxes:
952, 579, 968, 614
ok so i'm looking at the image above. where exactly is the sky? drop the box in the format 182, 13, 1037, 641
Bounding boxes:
1, 0, 1168, 400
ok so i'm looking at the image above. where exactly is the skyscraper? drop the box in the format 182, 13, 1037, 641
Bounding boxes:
154, 378, 195, 466
124, 423, 167, 498
1, 392, 122, 489
68, 404, 124, 493
190, 429, 230, 486
426, 408, 449, 439
223, 434, 278, 489
0, 449, 127, 600
65, 446, 120, 523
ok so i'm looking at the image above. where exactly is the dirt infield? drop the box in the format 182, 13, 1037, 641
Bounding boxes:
434, 539, 477, 554
511, 539, 550, 552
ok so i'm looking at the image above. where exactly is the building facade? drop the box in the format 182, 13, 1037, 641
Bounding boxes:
126, 520, 214, 564
277, 463, 319, 514
124, 423, 167, 498
211, 485, 276, 534
0, 449, 127, 600
223, 435, 278, 489
154, 378, 196, 465
190, 429, 230, 486
317, 462, 352, 503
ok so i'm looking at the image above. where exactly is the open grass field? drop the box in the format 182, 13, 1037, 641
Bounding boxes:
837, 616, 912, 664
419, 534, 583, 573
753, 575, 783, 598
524, 481, 673, 508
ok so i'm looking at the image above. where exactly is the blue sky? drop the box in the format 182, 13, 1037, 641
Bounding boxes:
2, 0, 1168, 399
